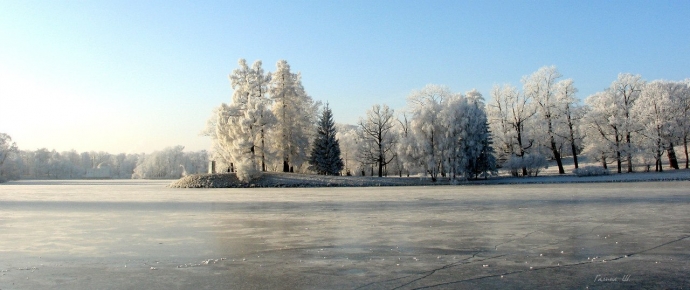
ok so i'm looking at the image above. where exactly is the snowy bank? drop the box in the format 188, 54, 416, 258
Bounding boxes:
169, 172, 438, 188
168, 169, 690, 188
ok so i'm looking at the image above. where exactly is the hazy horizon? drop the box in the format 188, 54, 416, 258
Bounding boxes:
2, 1, 689, 154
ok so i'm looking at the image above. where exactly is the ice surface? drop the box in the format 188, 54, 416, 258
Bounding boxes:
1, 180, 689, 289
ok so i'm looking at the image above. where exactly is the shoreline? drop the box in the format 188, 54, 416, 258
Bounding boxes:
168, 169, 690, 188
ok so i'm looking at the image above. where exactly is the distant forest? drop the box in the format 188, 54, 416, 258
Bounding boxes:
0, 144, 207, 181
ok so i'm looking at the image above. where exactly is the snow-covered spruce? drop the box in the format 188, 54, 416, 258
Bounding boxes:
308, 104, 344, 175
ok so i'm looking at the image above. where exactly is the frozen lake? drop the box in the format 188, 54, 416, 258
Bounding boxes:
1, 180, 689, 289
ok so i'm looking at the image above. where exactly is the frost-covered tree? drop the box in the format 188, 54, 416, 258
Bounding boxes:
523, 66, 566, 174
206, 59, 274, 182
335, 124, 361, 175
132, 146, 184, 179
357, 104, 397, 177
610, 73, 645, 172
463, 91, 497, 179
440, 94, 469, 180
401, 85, 496, 181
270, 60, 317, 173
0, 133, 19, 182
394, 111, 417, 177
225, 101, 262, 181
204, 104, 234, 172
581, 74, 645, 173
581, 90, 624, 172
663, 81, 689, 169
503, 153, 548, 177
407, 84, 453, 181
3, 148, 203, 180
673, 80, 690, 168
248, 60, 276, 172
487, 84, 537, 176
554, 78, 583, 169
204, 59, 319, 177
308, 104, 343, 175
132, 146, 207, 179
634, 81, 679, 171
0, 133, 18, 169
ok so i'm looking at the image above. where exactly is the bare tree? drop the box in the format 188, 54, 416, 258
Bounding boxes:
358, 104, 397, 177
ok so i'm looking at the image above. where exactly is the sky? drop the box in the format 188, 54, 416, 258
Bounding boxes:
1, 1, 689, 154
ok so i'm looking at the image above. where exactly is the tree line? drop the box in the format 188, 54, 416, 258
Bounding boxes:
0, 139, 208, 181
207, 59, 497, 182
209, 61, 689, 182
4, 62, 688, 183
488, 66, 690, 176
581, 75, 690, 172
338, 85, 497, 181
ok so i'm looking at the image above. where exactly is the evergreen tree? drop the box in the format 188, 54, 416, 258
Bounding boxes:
463, 91, 497, 179
308, 104, 344, 175
468, 120, 498, 179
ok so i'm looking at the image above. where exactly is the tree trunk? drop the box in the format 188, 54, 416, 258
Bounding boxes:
601, 156, 607, 169
683, 137, 690, 169
571, 142, 579, 169
261, 129, 266, 172
378, 161, 383, 178
551, 139, 564, 174
667, 142, 679, 169
626, 133, 633, 173
547, 117, 565, 174
516, 126, 528, 177
378, 136, 384, 177
566, 108, 579, 169
614, 132, 622, 173
281, 78, 289, 173
553, 149, 564, 174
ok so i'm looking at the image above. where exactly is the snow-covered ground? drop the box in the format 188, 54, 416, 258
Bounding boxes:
170, 156, 690, 188
1, 180, 689, 289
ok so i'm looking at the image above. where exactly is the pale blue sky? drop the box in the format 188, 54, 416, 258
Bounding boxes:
1, 1, 688, 153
